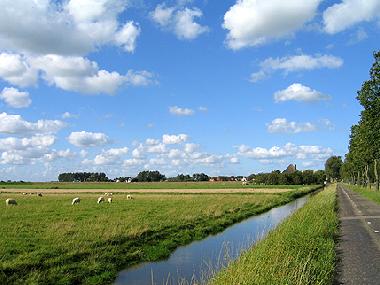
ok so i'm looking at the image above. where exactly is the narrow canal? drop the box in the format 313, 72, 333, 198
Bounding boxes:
115, 194, 310, 285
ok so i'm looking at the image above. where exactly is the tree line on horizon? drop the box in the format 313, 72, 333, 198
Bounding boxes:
340, 50, 380, 190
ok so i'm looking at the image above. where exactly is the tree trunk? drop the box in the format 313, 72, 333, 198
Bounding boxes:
375, 159, 379, 191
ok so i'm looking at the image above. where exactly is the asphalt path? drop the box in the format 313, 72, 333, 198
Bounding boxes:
336, 184, 380, 284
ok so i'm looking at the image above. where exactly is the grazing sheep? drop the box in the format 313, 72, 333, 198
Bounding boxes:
97, 196, 105, 204
72, 197, 80, 205
22, 193, 27, 195
104, 192, 109, 196
107, 197, 112, 203
6, 198, 17, 206
127, 194, 133, 200
37, 193, 43, 197
109, 192, 113, 196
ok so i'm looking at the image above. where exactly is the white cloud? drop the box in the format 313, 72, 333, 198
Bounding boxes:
163, 134, 189, 144
62, 112, 78, 119
151, 4, 208, 40
223, 0, 322, 49
146, 138, 160, 146
30, 54, 155, 95
0, 112, 65, 135
68, 131, 110, 147
274, 83, 330, 103
238, 143, 333, 160
0, 0, 140, 55
0, 53, 37, 87
114, 21, 141, 53
0, 135, 55, 151
92, 147, 129, 165
184, 143, 199, 154
0, 134, 74, 165
0, 87, 31, 108
267, 118, 316, 134
323, 0, 380, 34
169, 106, 194, 116
198, 106, 208, 112
124, 158, 144, 167
250, 54, 343, 82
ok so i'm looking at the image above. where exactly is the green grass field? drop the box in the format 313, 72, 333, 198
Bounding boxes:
0, 181, 303, 190
209, 185, 338, 285
345, 184, 380, 204
0, 186, 318, 284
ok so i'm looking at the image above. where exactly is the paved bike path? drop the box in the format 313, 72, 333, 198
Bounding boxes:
336, 184, 380, 284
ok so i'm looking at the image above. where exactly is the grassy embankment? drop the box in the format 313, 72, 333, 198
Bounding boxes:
209, 184, 338, 285
0, 181, 302, 190
344, 184, 380, 204
0, 186, 318, 285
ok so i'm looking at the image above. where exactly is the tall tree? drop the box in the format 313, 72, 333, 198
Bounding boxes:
325, 156, 343, 182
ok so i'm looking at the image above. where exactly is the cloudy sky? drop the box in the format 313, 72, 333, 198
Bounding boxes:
0, 0, 379, 181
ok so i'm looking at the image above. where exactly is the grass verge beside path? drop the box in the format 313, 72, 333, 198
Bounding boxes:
209, 184, 338, 285
0, 186, 318, 285
344, 184, 380, 204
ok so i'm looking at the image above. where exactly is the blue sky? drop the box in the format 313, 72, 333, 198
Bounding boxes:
0, 0, 379, 181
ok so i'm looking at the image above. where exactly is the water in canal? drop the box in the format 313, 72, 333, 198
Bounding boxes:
115, 195, 309, 285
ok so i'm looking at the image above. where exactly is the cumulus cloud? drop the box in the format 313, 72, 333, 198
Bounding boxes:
30, 54, 155, 95
114, 21, 141, 53
151, 4, 208, 40
223, 0, 322, 49
0, 87, 31, 108
68, 131, 110, 147
238, 143, 333, 160
0, 112, 65, 135
274, 83, 330, 102
169, 106, 194, 116
0, 53, 37, 87
0, 134, 74, 165
250, 54, 343, 82
0, 0, 140, 55
323, 0, 380, 34
163, 134, 189, 144
91, 147, 129, 165
267, 118, 316, 134
0, 135, 55, 151
0, 53, 156, 94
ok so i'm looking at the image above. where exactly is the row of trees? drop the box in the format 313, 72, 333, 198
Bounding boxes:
167, 173, 210, 182
58, 172, 109, 182
340, 51, 380, 190
248, 170, 326, 185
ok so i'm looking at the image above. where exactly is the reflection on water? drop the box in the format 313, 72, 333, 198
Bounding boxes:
115, 196, 309, 285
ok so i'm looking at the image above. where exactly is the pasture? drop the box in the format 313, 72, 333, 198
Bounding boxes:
1, 186, 318, 284
0, 181, 302, 190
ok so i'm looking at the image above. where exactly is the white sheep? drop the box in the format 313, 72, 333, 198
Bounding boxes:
72, 197, 80, 205
109, 192, 113, 196
127, 194, 133, 200
6, 198, 17, 206
22, 193, 27, 195
107, 197, 112, 203
104, 192, 109, 196
97, 196, 105, 204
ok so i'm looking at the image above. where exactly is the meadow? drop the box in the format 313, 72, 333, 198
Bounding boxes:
0, 181, 302, 190
0, 186, 318, 285
209, 184, 338, 285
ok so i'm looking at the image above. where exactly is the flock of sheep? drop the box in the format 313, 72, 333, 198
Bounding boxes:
5, 192, 134, 206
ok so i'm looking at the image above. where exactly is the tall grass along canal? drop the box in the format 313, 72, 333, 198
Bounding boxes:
115, 191, 316, 284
